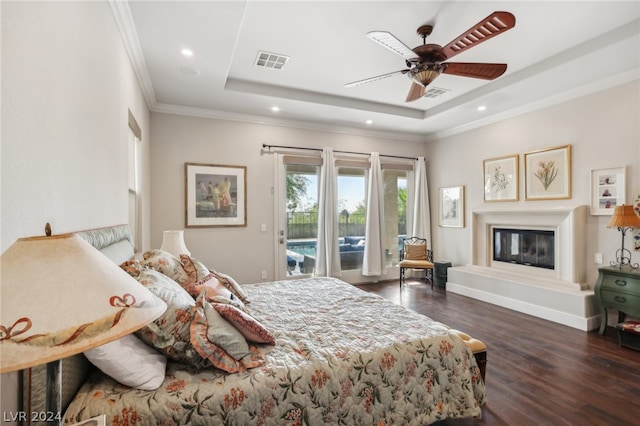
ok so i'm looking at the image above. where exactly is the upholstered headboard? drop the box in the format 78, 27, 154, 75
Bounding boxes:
23, 225, 135, 425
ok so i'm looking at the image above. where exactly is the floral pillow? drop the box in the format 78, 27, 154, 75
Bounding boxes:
180, 254, 212, 282
134, 268, 206, 368
134, 268, 265, 373
183, 273, 247, 312
213, 303, 276, 345
190, 293, 265, 373
120, 259, 144, 278
210, 269, 250, 304
143, 249, 193, 285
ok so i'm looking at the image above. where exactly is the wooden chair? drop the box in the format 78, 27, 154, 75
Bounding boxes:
399, 237, 434, 288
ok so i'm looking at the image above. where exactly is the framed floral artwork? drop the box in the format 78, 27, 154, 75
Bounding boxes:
483, 154, 519, 202
439, 186, 465, 228
524, 145, 571, 200
185, 163, 247, 227
590, 166, 626, 215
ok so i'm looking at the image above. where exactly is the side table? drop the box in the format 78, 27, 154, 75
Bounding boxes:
594, 266, 640, 335
434, 260, 452, 289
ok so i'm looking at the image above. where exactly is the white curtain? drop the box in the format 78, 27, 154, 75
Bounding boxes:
411, 157, 431, 243
315, 148, 341, 277
363, 152, 386, 276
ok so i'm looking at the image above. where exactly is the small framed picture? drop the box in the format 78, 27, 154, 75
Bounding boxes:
524, 145, 571, 200
590, 166, 626, 215
185, 163, 247, 228
483, 154, 519, 202
439, 186, 465, 228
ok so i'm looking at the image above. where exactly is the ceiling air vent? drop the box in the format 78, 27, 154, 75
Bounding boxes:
255, 51, 289, 70
423, 87, 450, 98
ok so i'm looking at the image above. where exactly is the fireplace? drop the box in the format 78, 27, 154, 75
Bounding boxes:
493, 228, 555, 270
446, 205, 598, 331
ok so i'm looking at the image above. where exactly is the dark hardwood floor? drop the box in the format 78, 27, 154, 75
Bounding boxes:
355, 280, 640, 426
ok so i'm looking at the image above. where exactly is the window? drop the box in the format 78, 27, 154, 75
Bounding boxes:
128, 111, 141, 252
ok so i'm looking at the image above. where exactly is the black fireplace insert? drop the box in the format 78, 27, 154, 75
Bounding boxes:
492, 228, 555, 270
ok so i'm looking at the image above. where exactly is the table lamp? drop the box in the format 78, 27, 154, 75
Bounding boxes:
0, 227, 167, 424
160, 229, 191, 257
607, 204, 640, 269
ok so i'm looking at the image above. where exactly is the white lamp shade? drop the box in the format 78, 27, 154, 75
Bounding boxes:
160, 230, 191, 257
0, 233, 167, 373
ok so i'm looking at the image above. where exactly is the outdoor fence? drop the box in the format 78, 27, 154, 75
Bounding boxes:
287, 211, 406, 240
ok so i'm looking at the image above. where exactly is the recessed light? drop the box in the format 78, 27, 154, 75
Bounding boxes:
366, 120, 373, 125
181, 48, 194, 57
477, 105, 487, 111
271, 106, 280, 112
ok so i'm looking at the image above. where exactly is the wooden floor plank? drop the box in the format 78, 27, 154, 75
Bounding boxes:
355, 280, 640, 425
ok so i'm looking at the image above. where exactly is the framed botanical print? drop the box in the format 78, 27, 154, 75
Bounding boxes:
524, 145, 571, 200
439, 186, 465, 228
590, 166, 626, 215
483, 154, 519, 202
185, 163, 247, 228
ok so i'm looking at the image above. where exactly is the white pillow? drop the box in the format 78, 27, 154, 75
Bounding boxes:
84, 334, 167, 390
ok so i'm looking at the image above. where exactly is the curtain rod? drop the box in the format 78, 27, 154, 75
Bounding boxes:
262, 143, 418, 161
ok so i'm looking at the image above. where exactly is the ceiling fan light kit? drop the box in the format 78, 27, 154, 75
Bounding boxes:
346, 11, 516, 102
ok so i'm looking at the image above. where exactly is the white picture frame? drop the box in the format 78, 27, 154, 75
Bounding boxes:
439, 186, 465, 228
590, 166, 626, 215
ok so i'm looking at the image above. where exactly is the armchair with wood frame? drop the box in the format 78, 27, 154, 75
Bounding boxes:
399, 237, 434, 288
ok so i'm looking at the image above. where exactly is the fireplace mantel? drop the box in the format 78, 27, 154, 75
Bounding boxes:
447, 205, 598, 331
471, 205, 587, 288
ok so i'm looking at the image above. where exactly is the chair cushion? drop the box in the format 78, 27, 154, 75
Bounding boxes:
405, 244, 427, 260
399, 259, 433, 269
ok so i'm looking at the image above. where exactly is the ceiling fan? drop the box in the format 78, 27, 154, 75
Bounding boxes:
345, 11, 516, 102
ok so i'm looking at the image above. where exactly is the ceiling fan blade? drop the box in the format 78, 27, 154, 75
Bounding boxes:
442, 62, 507, 80
367, 31, 418, 60
442, 11, 515, 60
345, 69, 407, 88
405, 82, 425, 102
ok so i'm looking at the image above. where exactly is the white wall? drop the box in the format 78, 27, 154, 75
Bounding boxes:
1, 1, 151, 420
149, 113, 428, 284
426, 80, 640, 287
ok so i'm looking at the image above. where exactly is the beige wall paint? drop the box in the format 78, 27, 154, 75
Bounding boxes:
149, 113, 428, 284
1, 1, 151, 419
426, 80, 640, 286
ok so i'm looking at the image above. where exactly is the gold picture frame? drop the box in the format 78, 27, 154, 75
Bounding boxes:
524, 145, 571, 200
483, 154, 519, 202
185, 163, 247, 227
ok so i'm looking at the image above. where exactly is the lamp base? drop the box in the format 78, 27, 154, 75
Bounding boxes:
45, 360, 63, 426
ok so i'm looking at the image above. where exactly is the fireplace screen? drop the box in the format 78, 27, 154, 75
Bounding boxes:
493, 228, 555, 270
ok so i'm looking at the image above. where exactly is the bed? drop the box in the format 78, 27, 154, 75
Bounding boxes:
27, 225, 486, 425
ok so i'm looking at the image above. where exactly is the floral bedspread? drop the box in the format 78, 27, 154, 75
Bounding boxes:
63, 277, 485, 425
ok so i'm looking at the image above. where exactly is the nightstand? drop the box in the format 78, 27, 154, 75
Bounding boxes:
595, 266, 640, 335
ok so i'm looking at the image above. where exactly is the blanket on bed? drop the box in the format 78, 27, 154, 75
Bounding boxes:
64, 277, 485, 425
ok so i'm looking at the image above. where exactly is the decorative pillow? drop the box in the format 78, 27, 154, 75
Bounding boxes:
143, 249, 193, 286
84, 334, 167, 390
134, 268, 205, 367
120, 259, 144, 278
405, 244, 427, 260
213, 303, 276, 345
191, 292, 250, 360
210, 270, 250, 304
134, 269, 264, 373
180, 254, 212, 282
183, 273, 247, 311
